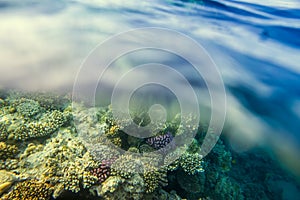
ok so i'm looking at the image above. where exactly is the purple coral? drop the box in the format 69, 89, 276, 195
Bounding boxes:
146, 131, 175, 151
90, 158, 115, 183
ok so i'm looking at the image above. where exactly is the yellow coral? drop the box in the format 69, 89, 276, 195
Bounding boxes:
109, 125, 119, 135
143, 164, 168, 193
0, 142, 18, 160
2, 180, 53, 200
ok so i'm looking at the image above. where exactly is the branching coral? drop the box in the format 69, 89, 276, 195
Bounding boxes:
143, 164, 168, 193
61, 162, 98, 193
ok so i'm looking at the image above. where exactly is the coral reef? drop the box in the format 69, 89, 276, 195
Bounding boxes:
0, 92, 69, 141
19, 143, 44, 160
61, 162, 98, 193
104, 122, 125, 148
209, 140, 232, 173
1, 90, 286, 200
14, 128, 98, 196
144, 189, 182, 200
2, 179, 53, 200
71, 103, 124, 149
139, 144, 155, 153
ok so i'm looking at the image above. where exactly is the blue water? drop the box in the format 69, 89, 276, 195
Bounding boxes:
0, 0, 300, 198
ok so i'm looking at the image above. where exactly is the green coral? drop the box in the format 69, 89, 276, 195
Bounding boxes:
110, 153, 167, 194
19, 143, 44, 160
177, 168, 205, 194
165, 150, 204, 175
211, 140, 232, 172
94, 168, 170, 199
103, 120, 125, 148
139, 144, 155, 153
179, 152, 204, 175
213, 176, 244, 200
191, 139, 241, 199
12, 98, 41, 117
0, 98, 5, 107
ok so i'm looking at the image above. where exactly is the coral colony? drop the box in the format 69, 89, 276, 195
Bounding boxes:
0, 89, 289, 200
90, 159, 115, 183
146, 131, 175, 154
146, 131, 174, 149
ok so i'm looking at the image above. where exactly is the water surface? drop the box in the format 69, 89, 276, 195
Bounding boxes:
0, 0, 300, 197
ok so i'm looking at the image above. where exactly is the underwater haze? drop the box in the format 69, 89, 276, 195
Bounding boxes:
0, 0, 300, 199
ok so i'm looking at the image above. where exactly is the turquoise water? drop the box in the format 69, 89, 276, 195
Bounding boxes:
0, 0, 300, 199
